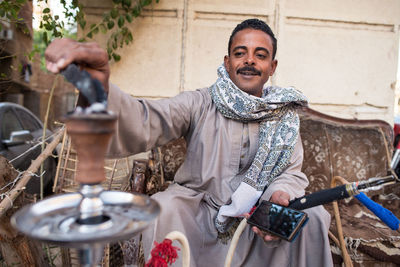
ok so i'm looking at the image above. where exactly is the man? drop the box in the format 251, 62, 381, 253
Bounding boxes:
46, 19, 333, 266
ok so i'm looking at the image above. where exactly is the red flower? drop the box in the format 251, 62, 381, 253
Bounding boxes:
145, 255, 168, 267
145, 239, 180, 267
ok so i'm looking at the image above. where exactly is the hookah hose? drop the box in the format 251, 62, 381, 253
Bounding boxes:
354, 192, 399, 230
288, 175, 400, 230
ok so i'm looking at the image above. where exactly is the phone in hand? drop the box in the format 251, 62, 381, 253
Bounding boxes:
247, 200, 308, 242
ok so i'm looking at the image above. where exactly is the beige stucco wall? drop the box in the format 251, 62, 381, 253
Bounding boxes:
81, 0, 400, 123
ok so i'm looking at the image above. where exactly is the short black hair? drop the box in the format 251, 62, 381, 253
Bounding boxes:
228, 19, 277, 59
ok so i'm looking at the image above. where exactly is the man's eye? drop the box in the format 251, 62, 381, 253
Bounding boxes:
257, 54, 266, 59
234, 52, 244, 57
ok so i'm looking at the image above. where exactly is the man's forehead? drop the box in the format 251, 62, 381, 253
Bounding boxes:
230, 29, 273, 51
231, 28, 272, 43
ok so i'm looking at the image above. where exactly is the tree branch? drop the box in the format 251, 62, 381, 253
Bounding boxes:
0, 128, 64, 218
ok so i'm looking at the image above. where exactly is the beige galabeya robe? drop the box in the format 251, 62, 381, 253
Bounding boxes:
107, 84, 333, 267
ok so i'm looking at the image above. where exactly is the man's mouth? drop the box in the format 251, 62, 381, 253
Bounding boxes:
237, 67, 261, 76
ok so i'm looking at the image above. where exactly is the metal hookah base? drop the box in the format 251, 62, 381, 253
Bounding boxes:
11, 190, 160, 265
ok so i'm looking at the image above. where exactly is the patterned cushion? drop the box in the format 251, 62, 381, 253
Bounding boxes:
299, 107, 400, 265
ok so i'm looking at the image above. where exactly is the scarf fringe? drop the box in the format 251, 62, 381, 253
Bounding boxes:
217, 218, 241, 244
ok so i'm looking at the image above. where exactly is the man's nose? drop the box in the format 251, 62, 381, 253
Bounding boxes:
245, 54, 255, 65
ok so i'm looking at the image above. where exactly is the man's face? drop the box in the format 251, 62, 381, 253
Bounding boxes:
224, 28, 278, 97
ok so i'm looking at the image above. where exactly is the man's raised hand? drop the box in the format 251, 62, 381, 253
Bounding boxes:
45, 38, 110, 93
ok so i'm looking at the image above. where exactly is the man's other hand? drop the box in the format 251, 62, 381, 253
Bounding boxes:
45, 38, 110, 92
269, 190, 290, 207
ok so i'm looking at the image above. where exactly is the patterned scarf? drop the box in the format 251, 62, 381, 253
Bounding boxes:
209, 64, 308, 234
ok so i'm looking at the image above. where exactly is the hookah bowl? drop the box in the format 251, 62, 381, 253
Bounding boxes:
11, 113, 160, 266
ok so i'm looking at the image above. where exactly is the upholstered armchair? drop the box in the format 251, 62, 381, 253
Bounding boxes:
128, 107, 400, 266
55, 107, 400, 266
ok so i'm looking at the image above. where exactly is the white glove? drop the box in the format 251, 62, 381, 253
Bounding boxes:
217, 182, 262, 222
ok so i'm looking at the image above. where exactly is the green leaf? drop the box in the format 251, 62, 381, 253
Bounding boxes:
132, 6, 140, 17
43, 8, 50, 13
110, 8, 118, 19
112, 0, 121, 3
123, 0, 132, 7
43, 31, 48, 44
118, 16, 125, 28
10, 8, 17, 18
121, 26, 128, 34
107, 20, 114, 29
125, 14, 132, 23
93, 27, 99, 34
28, 50, 35, 61
142, 0, 151, 7
0, 9, 5, 17
112, 53, 121, 62
54, 15, 59, 20
112, 41, 117, 49
44, 23, 53, 31
103, 13, 110, 20
126, 32, 133, 42
79, 19, 86, 29
16, 0, 26, 4
90, 23, 96, 29
99, 23, 107, 34
87, 32, 93, 38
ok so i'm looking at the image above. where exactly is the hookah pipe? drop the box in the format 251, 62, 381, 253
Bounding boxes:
288, 128, 400, 231
221, 178, 400, 267
391, 140, 400, 172
288, 125, 400, 232
289, 175, 400, 230
290, 128, 400, 219
11, 64, 160, 266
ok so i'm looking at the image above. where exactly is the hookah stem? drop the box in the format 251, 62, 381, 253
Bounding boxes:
356, 176, 395, 190
288, 176, 400, 230
288, 175, 394, 210
288, 184, 353, 210
391, 141, 400, 169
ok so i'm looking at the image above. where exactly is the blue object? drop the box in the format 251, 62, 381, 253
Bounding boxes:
355, 192, 400, 231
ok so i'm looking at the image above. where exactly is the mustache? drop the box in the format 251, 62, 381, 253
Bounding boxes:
236, 66, 261, 76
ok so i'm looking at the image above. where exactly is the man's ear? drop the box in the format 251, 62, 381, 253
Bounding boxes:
224, 55, 230, 72
270, 59, 278, 76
